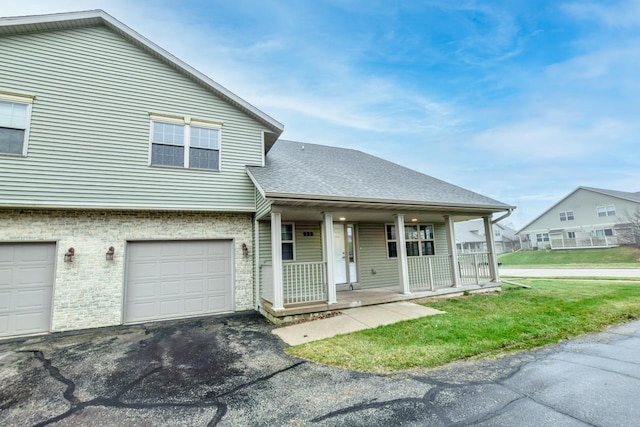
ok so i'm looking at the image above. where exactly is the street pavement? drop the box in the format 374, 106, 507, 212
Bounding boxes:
1, 313, 639, 426
500, 267, 640, 278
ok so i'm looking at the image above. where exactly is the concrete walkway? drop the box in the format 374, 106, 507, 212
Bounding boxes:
500, 267, 640, 278
272, 301, 444, 345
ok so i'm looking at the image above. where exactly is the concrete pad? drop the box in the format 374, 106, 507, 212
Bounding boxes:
273, 302, 444, 345
380, 301, 445, 317
340, 305, 412, 327
272, 314, 368, 346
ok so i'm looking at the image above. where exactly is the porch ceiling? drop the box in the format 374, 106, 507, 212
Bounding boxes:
273, 204, 491, 223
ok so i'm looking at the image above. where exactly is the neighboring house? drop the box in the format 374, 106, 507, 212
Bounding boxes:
0, 10, 513, 339
517, 187, 640, 250
455, 219, 517, 254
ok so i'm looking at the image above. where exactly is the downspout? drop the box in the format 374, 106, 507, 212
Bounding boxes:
492, 208, 514, 225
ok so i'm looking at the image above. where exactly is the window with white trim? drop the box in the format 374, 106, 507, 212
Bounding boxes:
567, 231, 576, 239
0, 98, 32, 156
386, 224, 435, 258
281, 223, 295, 261
150, 115, 221, 170
596, 205, 616, 217
536, 233, 549, 242
595, 228, 613, 237
559, 210, 574, 221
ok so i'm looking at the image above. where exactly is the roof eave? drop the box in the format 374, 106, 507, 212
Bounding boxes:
264, 192, 514, 212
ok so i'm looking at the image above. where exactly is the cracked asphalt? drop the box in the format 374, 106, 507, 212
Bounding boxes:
1, 313, 639, 426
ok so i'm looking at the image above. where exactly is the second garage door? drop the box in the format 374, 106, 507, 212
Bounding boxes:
125, 240, 233, 324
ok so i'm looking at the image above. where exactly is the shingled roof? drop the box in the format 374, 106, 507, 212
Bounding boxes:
247, 140, 513, 211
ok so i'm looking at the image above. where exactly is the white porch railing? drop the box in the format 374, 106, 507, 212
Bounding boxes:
457, 253, 491, 285
407, 255, 454, 291
283, 262, 327, 305
550, 236, 618, 249
408, 253, 493, 291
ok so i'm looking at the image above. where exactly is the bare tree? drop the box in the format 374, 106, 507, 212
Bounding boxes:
616, 208, 640, 246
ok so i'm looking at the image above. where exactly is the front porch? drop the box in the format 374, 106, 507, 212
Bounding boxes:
259, 236, 501, 320
260, 279, 501, 320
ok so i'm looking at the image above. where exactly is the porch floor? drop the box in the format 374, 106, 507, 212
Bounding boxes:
261, 281, 501, 320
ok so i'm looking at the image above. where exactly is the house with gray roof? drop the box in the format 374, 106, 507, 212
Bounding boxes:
247, 140, 514, 319
455, 219, 517, 254
517, 187, 640, 250
0, 10, 514, 339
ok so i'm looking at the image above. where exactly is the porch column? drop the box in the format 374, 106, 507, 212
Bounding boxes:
483, 215, 499, 282
395, 214, 411, 294
270, 211, 284, 310
322, 212, 338, 304
444, 215, 461, 287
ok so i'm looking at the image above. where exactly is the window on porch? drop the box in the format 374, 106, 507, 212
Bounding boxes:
281, 223, 295, 261
386, 224, 435, 258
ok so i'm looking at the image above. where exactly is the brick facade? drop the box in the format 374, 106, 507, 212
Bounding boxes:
0, 209, 254, 332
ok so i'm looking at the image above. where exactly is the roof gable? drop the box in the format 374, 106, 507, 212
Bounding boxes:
248, 140, 513, 210
517, 186, 640, 233
0, 10, 283, 140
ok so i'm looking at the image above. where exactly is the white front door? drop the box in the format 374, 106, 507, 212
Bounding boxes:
333, 224, 358, 284
333, 224, 347, 284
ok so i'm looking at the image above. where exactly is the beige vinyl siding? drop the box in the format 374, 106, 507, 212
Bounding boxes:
294, 222, 323, 263
255, 190, 272, 219
0, 26, 270, 211
357, 223, 399, 289
258, 221, 272, 264
521, 189, 640, 234
434, 223, 448, 254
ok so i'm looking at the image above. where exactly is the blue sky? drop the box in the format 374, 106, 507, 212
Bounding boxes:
3, 0, 639, 229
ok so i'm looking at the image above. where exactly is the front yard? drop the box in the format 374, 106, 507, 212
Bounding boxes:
498, 246, 640, 267
286, 280, 640, 373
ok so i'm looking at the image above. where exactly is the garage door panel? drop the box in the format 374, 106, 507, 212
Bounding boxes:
160, 261, 186, 277
128, 282, 157, 299
0, 243, 54, 338
208, 276, 230, 293
16, 266, 51, 285
0, 268, 12, 286
159, 300, 182, 316
184, 297, 205, 313
16, 288, 51, 309
185, 260, 205, 274
125, 241, 233, 323
207, 295, 228, 311
14, 311, 50, 333
0, 291, 10, 310
160, 244, 184, 257
185, 243, 206, 256
0, 246, 14, 263
160, 281, 182, 297
184, 279, 205, 294
207, 259, 230, 273
130, 261, 160, 280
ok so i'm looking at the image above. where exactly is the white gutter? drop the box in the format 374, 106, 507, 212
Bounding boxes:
492, 208, 514, 224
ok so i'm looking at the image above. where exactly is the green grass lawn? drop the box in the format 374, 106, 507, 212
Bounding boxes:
286, 280, 640, 373
498, 246, 640, 267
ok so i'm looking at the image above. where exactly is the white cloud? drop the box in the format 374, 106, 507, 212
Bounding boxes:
563, 0, 640, 28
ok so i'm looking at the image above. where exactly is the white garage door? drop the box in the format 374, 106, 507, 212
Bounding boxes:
125, 240, 233, 323
0, 243, 55, 338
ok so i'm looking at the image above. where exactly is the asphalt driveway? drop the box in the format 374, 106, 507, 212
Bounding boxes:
1, 313, 639, 426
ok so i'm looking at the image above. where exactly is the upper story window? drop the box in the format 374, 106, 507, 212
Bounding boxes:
0, 96, 33, 156
559, 210, 574, 221
596, 205, 616, 217
386, 224, 435, 258
149, 114, 222, 170
281, 223, 295, 261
